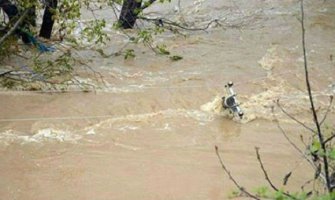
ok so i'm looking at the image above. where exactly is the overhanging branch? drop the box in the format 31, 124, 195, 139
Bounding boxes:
0, 9, 29, 46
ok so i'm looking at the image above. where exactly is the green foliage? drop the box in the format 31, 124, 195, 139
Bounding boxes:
308, 125, 335, 165
113, 21, 122, 30
315, 192, 335, 200
310, 139, 322, 155
57, 0, 81, 38
134, 26, 164, 44
16, 0, 40, 9
32, 51, 74, 79
82, 19, 109, 44
0, 35, 17, 59
156, 44, 170, 55
130, 26, 179, 59
60, 0, 81, 19
159, 0, 171, 3
228, 189, 242, 199
328, 148, 335, 160
1, 78, 16, 89
136, 29, 153, 43
253, 187, 308, 199
124, 49, 136, 59
254, 186, 271, 198
169, 55, 183, 61
0, 0, 181, 87
142, 0, 153, 8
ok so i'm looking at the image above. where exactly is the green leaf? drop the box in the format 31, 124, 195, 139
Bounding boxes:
169, 55, 183, 61
156, 45, 170, 55
328, 148, 335, 160
124, 49, 136, 60
310, 140, 321, 153
255, 186, 270, 198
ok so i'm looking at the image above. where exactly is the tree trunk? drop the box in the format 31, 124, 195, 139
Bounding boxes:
39, 0, 58, 39
118, 0, 142, 29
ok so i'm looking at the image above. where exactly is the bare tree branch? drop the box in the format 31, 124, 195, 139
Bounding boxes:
323, 132, 335, 145
276, 120, 329, 185
277, 99, 316, 134
255, 147, 297, 200
300, 0, 332, 192
138, 16, 221, 32
215, 146, 260, 200
141, 0, 156, 10
320, 95, 334, 126
0, 9, 29, 46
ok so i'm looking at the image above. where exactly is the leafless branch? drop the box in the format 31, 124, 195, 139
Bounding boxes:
320, 95, 334, 126
215, 146, 260, 200
277, 99, 316, 134
271, 106, 310, 161
273, 113, 323, 174
323, 132, 335, 145
301, 178, 314, 191
300, 0, 332, 192
278, 121, 329, 185
255, 147, 297, 200
138, 16, 221, 32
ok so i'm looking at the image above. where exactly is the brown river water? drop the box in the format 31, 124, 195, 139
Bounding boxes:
1, 0, 335, 199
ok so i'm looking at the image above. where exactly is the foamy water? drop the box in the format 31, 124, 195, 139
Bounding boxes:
0, 108, 216, 145
0, 128, 82, 145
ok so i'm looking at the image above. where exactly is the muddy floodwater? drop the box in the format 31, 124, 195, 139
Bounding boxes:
1, 0, 335, 199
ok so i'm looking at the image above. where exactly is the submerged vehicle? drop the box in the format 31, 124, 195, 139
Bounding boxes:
222, 81, 244, 119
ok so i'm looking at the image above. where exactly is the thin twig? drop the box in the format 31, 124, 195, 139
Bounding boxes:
320, 96, 334, 126
277, 99, 316, 134
271, 104, 315, 168
276, 120, 328, 184
255, 147, 297, 200
110, 2, 121, 20
276, 122, 304, 155
139, 16, 220, 31
300, 0, 332, 192
215, 146, 260, 200
323, 132, 335, 145
301, 178, 314, 191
